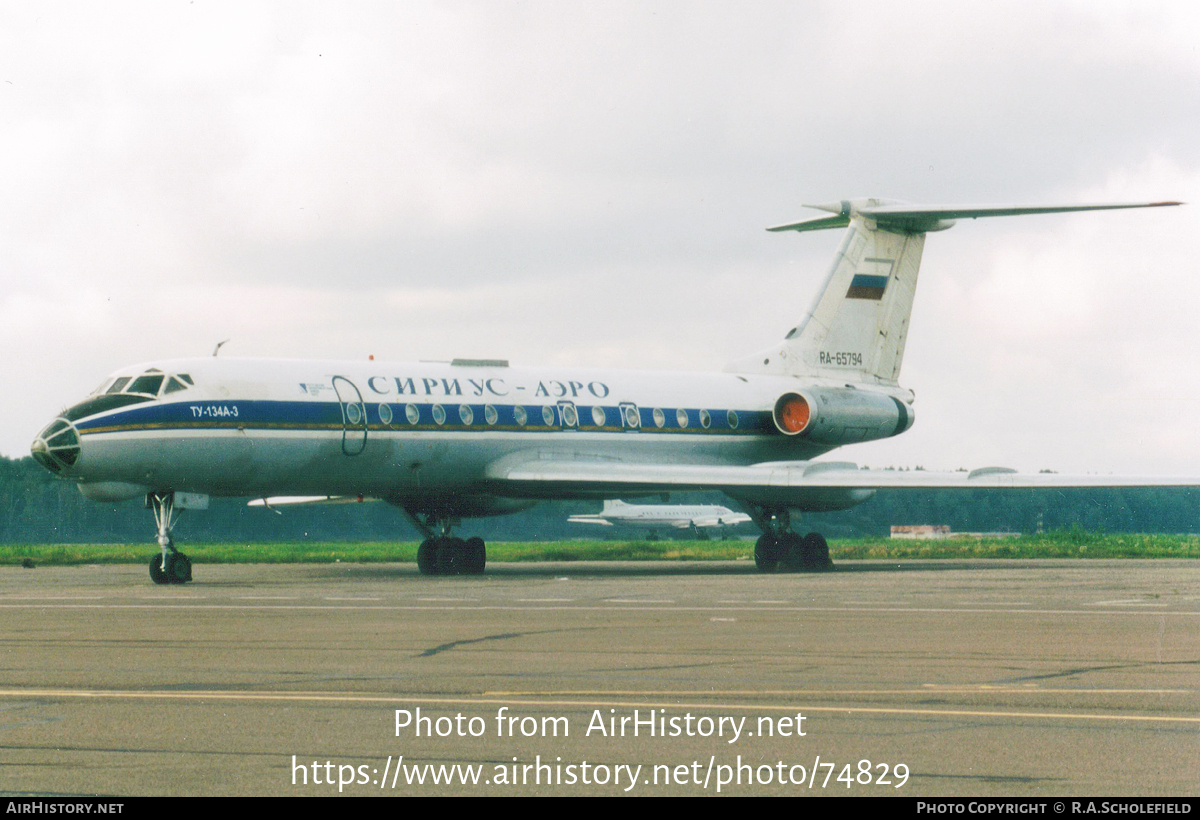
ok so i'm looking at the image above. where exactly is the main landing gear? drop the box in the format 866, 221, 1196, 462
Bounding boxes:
749, 507, 833, 573
147, 492, 192, 585
405, 511, 487, 576
416, 536, 487, 576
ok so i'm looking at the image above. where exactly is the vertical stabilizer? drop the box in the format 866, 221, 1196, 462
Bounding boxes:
726, 198, 1181, 385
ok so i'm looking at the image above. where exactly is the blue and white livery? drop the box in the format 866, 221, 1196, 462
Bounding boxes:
30, 198, 1193, 582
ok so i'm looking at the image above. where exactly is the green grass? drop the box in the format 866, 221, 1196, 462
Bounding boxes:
1, 532, 1199, 566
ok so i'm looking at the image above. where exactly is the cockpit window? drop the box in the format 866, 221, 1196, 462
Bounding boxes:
106, 377, 131, 394
64, 393, 153, 421
164, 376, 190, 394
127, 375, 164, 396
178, 374, 193, 385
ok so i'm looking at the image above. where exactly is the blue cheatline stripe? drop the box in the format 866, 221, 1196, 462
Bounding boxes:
73, 399, 773, 436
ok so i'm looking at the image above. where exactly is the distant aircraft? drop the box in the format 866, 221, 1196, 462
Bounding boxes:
568, 499, 752, 539
30, 197, 1195, 583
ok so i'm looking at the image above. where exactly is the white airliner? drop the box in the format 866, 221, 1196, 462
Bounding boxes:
568, 499, 752, 537
30, 197, 1195, 584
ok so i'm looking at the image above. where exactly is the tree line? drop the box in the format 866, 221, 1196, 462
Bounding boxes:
1, 454, 1195, 544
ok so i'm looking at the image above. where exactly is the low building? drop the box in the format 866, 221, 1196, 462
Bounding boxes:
890, 525, 1021, 540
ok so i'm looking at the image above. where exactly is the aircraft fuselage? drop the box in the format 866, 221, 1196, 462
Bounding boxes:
35, 356, 913, 512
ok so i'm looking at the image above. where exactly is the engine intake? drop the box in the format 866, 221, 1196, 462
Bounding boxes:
773, 393, 812, 435
772, 387, 913, 445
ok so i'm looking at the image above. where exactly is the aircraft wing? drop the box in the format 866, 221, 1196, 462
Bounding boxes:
691, 514, 753, 527
485, 456, 1200, 505
248, 495, 375, 509
566, 515, 614, 526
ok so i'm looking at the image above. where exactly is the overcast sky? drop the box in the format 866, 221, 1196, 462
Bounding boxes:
3, 1, 1198, 475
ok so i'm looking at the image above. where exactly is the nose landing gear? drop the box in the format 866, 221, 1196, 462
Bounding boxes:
147, 492, 192, 585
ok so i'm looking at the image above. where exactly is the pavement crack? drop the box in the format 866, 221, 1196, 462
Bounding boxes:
1000, 657, 1200, 684
1000, 664, 1134, 683
417, 628, 588, 658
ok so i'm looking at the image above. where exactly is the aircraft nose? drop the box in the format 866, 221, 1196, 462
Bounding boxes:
30, 418, 81, 474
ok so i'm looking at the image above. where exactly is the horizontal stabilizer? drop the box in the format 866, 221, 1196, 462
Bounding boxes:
764, 213, 852, 233
768, 199, 1182, 234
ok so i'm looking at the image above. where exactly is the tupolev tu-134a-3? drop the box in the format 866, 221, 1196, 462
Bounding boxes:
30, 198, 1197, 584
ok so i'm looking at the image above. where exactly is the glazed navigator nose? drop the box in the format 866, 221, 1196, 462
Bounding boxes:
30, 417, 81, 474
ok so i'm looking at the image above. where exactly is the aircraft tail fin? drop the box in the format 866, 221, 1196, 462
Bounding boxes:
727, 198, 1181, 385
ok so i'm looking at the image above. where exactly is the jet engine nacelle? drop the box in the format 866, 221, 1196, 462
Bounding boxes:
772, 387, 914, 445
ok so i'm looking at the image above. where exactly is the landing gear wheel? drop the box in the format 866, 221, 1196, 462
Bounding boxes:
776, 533, 805, 573
463, 537, 486, 575
754, 534, 781, 572
436, 538, 466, 575
417, 539, 438, 575
146, 492, 195, 584
800, 532, 832, 571
170, 553, 192, 583
149, 554, 170, 585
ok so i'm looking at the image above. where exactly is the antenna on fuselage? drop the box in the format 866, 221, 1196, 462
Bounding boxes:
212, 339, 230, 357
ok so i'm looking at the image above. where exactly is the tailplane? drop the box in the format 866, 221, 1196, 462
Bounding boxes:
727, 198, 1181, 385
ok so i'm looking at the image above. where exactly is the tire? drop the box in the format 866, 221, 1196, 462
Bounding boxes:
800, 532, 832, 571
776, 533, 804, 573
417, 539, 438, 575
464, 537, 486, 575
149, 554, 170, 585
436, 538, 465, 575
754, 535, 780, 572
170, 553, 192, 583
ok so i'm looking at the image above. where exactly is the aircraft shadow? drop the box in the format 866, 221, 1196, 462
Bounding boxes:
321, 558, 1067, 580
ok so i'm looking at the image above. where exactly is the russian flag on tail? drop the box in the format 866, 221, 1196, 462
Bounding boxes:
846, 273, 888, 300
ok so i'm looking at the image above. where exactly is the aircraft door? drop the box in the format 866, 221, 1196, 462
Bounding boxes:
556, 400, 579, 430
619, 402, 641, 431
332, 376, 368, 456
